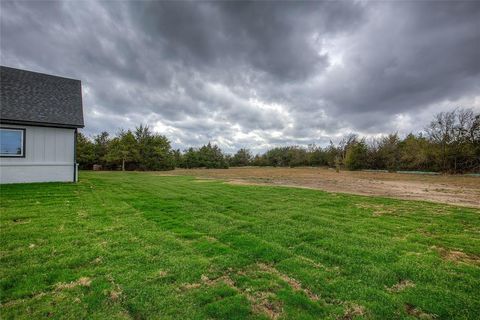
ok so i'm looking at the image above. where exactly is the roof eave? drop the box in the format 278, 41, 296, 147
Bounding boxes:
0, 119, 84, 129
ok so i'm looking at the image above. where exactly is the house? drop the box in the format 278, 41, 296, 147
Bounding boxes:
0, 66, 84, 183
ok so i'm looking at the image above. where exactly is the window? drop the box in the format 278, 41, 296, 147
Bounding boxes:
0, 128, 25, 157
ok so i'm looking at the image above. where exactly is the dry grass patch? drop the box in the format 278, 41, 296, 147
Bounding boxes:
181, 265, 290, 320
257, 263, 319, 301
200, 274, 236, 288
354, 202, 411, 217
109, 289, 122, 301
2, 277, 92, 309
246, 291, 283, 320
12, 218, 30, 224
298, 255, 328, 270
432, 246, 480, 265
179, 269, 286, 319
200, 272, 284, 320
405, 303, 437, 319
55, 277, 91, 290
340, 303, 366, 320
91, 257, 103, 264
387, 279, 415, 293
157, 270, 168, 277
0, 292, 47, 308
106, 275, 123, 302
180, 283, 202, 290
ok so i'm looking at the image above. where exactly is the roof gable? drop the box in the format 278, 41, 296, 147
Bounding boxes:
0, 66, 84, 128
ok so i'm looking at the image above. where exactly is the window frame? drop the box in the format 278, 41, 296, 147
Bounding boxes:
0, 127, 26, 158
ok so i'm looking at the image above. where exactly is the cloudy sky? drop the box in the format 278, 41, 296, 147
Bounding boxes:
1, 1, 479, 153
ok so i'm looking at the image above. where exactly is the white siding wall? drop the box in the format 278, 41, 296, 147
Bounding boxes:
0, 124, 75, 183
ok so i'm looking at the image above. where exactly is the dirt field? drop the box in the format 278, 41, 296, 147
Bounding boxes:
165, 167, 480, 208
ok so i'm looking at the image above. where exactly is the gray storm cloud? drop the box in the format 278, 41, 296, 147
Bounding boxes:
1, 0, 479, 153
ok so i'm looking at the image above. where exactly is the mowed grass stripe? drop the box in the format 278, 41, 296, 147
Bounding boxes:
67, 174, 480, 316
1, 171, 479, 319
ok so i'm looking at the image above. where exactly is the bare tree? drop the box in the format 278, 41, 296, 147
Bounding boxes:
426, 110, 456, 172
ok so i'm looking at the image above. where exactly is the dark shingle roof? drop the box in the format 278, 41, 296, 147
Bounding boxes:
0, 66, 84, 128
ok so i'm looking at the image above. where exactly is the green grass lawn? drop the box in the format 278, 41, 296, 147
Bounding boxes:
1, 171, 479, 319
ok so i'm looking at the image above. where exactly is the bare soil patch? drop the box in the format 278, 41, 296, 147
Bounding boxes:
165, 167, 480, 208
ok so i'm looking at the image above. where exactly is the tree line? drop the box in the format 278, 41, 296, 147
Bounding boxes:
77, 109, 479, 173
